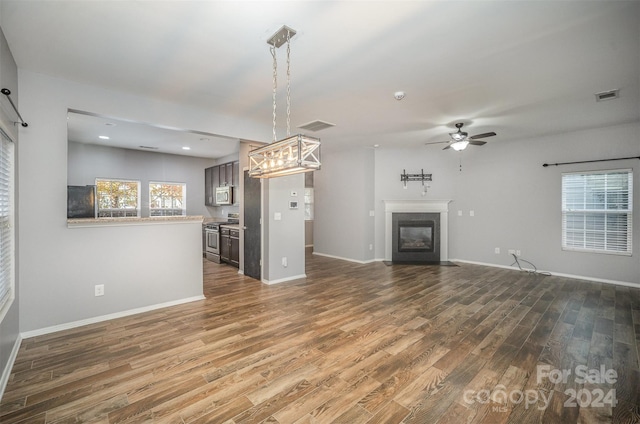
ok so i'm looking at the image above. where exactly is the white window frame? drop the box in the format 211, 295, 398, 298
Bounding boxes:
561, 169, 633, 256
304, 187, 314, 221
95, 178, 141, 218
0, 128, 15, 323
149, 181, 186, 217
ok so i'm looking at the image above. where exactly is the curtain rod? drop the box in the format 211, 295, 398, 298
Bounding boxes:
543, 156, 639, 167
1, 88, 28, 127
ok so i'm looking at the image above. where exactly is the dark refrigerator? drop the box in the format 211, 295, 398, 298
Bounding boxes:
67, 185, 96, 218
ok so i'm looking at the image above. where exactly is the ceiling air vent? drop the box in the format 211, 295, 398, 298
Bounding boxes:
138, 145, 159, 150
595, 89, 619, 102
297, 120, 336, 132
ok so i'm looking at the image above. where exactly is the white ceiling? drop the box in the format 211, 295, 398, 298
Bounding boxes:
1, 1, 638, 157
66, 110, 240, 159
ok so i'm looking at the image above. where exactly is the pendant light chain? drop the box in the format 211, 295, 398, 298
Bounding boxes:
286, 30, 292, 137
271, 45, 278, 143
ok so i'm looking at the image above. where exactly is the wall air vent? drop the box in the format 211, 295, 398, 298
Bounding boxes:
595, 89, 619, 102
297, 120, 336, 132
138, 145, 159, 150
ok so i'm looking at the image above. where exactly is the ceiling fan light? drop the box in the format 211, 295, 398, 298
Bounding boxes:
450, 131, 467, 142
451, 140, 469, 151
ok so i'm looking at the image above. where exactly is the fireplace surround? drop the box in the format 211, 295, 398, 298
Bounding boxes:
384, 200, 451, 262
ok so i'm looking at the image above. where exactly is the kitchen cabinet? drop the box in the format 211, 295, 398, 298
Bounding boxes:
233, 161, 240, 188
219, 225, 239, 267
220, 227, 230, 263
204, 160, 239, 207
229, 228, 239, 267
204, 167, 214, 206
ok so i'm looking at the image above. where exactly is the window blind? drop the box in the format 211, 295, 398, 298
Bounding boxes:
562, 169, 632, 255
0, 129, 15, 321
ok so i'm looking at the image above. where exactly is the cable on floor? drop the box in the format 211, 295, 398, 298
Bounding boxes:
510, 253, 552, 276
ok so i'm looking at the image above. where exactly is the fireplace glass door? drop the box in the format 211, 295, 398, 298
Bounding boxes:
398, 221, 434, 252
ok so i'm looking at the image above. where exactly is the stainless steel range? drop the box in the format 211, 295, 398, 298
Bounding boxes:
204, 222, 222, 263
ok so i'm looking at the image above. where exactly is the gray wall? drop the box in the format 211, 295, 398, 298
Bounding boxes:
314, 145, 376, 262
68, 141, 216, 218
314, 122, 639, 285
0, 23, 19, 397
448, 123, 639, 284
16, 69, 270, 333
263, 174, 306, 283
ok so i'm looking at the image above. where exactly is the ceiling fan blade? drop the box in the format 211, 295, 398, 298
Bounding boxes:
442, 145, 451, 150
469, 140, 487, 146
470, 132, 496, 140
425, 140, 450, 145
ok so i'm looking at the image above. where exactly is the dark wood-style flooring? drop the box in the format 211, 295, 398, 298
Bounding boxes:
1, 253, 639, 423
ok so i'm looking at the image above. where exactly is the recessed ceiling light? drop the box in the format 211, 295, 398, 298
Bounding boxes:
182, 146, 191, 150
98, 135, 110, 140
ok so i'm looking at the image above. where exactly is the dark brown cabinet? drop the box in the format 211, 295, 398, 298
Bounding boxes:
220, 227, 230, 262
220, 226, 239, 267
229, 228, 239, 267
204, 167, 214, 206
204, 160, 239, 207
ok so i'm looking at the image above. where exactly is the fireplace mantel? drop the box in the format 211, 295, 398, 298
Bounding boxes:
383, 200, 452, 261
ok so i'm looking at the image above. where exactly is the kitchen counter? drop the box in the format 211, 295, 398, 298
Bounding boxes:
219, 223, 240, 228
67, 215, 204, 228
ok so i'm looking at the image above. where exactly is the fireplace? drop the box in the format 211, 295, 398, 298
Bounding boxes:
398, 221, 434, 252
392, 213, 440, 263
384, 200, 451, 262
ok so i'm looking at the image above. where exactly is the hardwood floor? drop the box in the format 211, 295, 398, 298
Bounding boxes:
1, 253, 639, 423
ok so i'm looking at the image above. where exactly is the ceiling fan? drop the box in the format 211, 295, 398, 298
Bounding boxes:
427, 123, 496, 151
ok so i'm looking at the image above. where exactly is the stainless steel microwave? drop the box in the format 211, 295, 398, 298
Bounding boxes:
215, 186, 232, 205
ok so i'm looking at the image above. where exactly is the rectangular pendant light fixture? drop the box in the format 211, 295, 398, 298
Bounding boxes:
249, 24, 322, 179
248, 134, 321, 178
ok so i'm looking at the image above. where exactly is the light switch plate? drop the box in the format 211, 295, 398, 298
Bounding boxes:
274, 212, 282, 221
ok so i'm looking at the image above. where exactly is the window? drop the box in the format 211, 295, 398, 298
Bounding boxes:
0, 129, 15, 322
304, 187, 314, 221
149, 182, 186, 217
562, 169, 632, 255
96, 178, 140, 217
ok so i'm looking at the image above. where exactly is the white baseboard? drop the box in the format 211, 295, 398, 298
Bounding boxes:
450, 258, 639, 288
312, 251, 376, 264
0, 333, 22, 401
262, 274, 307, 285
20, 295, 206, 339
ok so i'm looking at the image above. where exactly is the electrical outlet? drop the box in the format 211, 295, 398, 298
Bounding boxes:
369, 244, 373, 251
470, 210, 475, 217
282, 257, 288, 267
494, 247, 500, 254
508, 249, 516, 255
94, 284, 104, 297
516, 250, 521, 257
